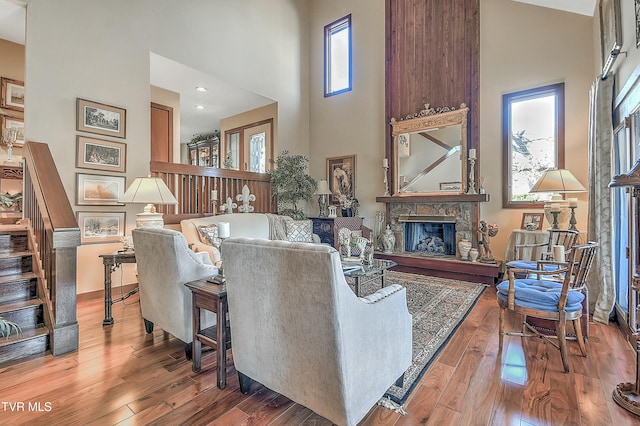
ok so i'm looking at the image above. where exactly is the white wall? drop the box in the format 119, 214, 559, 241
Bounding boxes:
479, 0, 595, 257
308, 0, 386, 228
24, 0, 310, 293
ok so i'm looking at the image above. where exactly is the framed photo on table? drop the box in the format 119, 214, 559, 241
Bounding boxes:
76, 136, 126, 173
76, 173, 125, 206
77, 211, 125, 244
76, 98, 126, 139
1, 77, 24, 112
521, 212, 544, 230
326, 154, 356, 205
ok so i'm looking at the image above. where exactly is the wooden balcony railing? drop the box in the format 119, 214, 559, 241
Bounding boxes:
23, 141, 80, 355
150, 161, 277, 223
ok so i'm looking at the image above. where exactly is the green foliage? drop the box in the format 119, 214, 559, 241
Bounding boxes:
269, 151, 317, 220
190, 131, 220, 143
0, 316, 21, 339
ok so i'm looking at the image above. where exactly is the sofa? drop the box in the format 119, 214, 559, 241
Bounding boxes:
222, 237, 413, 426
131, 227, 218, 359
180, 213, 320, 264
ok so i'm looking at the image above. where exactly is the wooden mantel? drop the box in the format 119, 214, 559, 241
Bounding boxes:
376, 193, 490, 203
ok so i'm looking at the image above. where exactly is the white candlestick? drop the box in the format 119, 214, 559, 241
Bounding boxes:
382, 158, 388, 168
568, 197, 578, 207
469, 148, 476, 159
550, 203, 561, 212
218, 221, 230, 238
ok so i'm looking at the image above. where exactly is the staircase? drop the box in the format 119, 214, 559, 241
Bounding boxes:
0, 224, 50, 364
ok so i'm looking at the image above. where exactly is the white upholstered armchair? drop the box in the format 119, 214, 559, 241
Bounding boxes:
132, 228, 218, 359
222, 237, 412, 426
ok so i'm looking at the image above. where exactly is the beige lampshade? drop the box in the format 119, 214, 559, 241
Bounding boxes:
120, 177, 178, 228
530, 169, 586, 194
315, 179, 332, 195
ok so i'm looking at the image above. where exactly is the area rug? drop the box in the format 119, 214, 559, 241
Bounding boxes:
357, 270, 486, 405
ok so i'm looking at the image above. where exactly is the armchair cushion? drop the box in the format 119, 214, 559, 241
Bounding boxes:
506, 260, 562, 272
197, 224, 221, 247
496, 279, 585, 312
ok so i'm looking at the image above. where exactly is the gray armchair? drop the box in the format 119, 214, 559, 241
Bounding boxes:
132, 228, 218, 359
222, 237, 412, 426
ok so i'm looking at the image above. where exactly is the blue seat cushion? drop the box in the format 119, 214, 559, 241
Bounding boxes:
506, 260, 561, 272
496, 279, 585, 312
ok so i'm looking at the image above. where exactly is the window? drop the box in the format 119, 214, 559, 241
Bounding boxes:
502, 83, 565, 208
324, 14, 352, 97
222, 120, 273, 172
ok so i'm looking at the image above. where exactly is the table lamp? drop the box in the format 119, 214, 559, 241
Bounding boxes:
315, 179, 332, 217
529, 169, 586, 229
119, 176, 178, 228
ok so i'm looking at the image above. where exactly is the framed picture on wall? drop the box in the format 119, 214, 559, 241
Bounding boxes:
76, 98, 126, 139
76, 136, 126, 173
1, 116, 24, 146
599, 0, 622, 75
326, 154, 356, 205
76, 173, 125, 206
1, 77, 24, 112
77, 211, 125, 244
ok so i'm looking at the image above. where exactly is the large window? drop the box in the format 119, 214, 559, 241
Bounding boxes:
502, 83, 565, 208
324, 14, 352, 97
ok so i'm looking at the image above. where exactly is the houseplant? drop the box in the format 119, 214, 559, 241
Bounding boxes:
0, 317, 21, 339
269, 150, 316, 219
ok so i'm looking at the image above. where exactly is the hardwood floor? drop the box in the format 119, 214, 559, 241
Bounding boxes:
1, 285, 640, 425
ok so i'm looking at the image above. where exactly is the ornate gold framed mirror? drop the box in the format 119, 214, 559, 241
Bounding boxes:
390, 103, 468, 195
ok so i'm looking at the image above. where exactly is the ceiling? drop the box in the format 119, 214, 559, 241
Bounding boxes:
0, 0, 275, 144
0, 0, 596, 142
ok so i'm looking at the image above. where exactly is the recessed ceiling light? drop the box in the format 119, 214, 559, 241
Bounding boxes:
195, 105, 205, 110
195, 86, 207, 92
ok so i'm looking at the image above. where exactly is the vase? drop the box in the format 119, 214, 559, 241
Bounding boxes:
341, 208, 353, 217
458, 238, 472, 260
469, 248, 479, 262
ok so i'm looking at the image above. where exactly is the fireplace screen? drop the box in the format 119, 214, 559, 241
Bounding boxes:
404, 222, 456, 256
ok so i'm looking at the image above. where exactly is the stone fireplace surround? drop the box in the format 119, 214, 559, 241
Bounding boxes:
375, 194, 500, 284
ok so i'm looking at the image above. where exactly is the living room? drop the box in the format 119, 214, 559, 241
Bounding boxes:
1, 0, 640, 424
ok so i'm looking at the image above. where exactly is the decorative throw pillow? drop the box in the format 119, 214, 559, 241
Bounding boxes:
286, 219, 314, 243
197, 225, 221, 248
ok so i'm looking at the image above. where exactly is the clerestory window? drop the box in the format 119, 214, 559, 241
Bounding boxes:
324, 14, 352, 97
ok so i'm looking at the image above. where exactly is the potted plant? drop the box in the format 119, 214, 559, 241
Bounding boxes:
0, 317, 21, 339
269, 150, 317, 219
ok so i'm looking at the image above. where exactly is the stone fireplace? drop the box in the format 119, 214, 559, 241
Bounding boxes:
375, 193, 499, 284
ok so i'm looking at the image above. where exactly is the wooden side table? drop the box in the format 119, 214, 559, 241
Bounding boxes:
185, 278, 231, 389
99, 250, 137, 326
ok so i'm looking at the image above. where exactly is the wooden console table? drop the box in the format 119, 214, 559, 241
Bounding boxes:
99, 250, 137, 326
185, 278, 231, 389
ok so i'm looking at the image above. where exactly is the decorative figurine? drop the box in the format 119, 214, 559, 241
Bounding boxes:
381, 224, 396, 253
478, 220, 499, 263
236, 184, 255, 213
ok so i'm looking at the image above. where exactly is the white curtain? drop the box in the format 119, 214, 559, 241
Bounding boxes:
587, 75, 615, 324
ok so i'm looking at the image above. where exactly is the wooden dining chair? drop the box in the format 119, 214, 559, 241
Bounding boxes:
497, 242, 598, 373
506, 229, 580, 277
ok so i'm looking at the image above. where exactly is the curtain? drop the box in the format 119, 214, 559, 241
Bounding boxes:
587, 75, 615, 324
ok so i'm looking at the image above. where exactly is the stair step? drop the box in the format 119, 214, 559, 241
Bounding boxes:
0, 273, 38, 304
0, 231, 28, 254
0, 326, 49, 365
0, 252, 32, 277
0, 298, 44, 331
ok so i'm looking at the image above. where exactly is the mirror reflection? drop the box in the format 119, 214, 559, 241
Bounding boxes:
391, 104, 468, 195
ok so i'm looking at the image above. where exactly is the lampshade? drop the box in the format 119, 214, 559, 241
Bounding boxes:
529, 169, 586, 194
315, 179, 332, 195
609, 159, 640, 188
120, 177, 178, 228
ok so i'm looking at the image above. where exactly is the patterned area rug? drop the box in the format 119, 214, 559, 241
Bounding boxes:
357, 270, 486, 405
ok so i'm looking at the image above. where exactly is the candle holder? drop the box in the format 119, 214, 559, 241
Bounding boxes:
569, 206, 578, 231
550, 210, 560, 229
466, 157, 477, 194
383, 165, 390, 196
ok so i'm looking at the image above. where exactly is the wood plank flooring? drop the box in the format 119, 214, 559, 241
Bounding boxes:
1, 285, 640, 425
